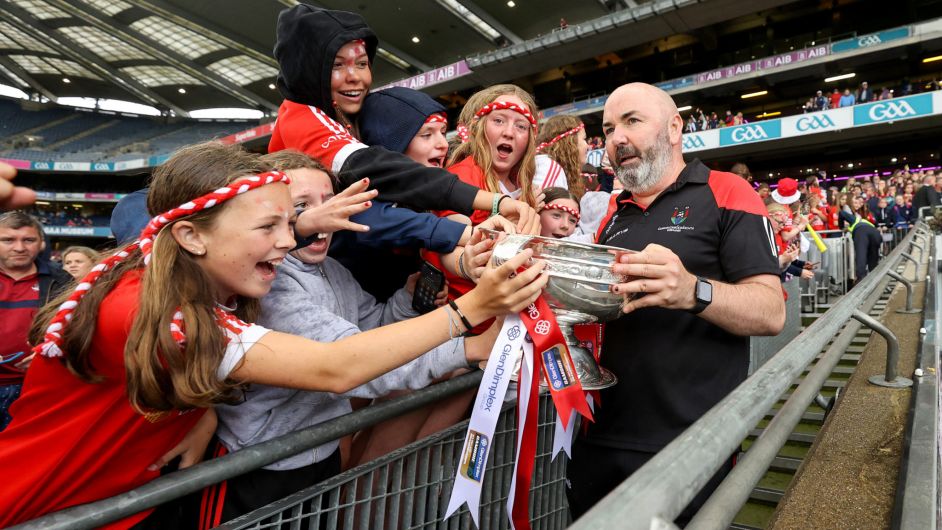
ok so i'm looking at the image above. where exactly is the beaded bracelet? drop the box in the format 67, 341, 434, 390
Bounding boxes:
457, 248, 471, 280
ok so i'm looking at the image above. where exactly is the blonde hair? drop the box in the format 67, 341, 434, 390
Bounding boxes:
449, 84, 539, 207
31, 142, 272, 412
536, 115, 586, 200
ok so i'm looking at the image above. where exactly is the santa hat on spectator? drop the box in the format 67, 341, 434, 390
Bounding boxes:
771, 178, 800, 205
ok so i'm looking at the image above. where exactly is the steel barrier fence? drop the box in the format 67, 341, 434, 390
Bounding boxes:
569, 224, 931, 530
217, 395, 568, 530
890, 233, 940, 530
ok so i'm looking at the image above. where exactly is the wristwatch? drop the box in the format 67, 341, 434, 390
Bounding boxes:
690, 276, 713, 314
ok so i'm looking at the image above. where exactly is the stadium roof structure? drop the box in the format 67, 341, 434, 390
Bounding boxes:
0, 0, 798, 117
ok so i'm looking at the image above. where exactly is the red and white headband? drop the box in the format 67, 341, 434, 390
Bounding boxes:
456, 124, 470, 144
536, 123, 584, 153
542, 202, 580, 221
34, 171, 291, 359
474, 101, 537, 129
425, 112, 447, 125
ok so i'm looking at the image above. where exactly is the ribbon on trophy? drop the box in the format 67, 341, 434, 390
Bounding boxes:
507, 338, 539, 530
445, 315, 526, 526
446, 296, 593, 529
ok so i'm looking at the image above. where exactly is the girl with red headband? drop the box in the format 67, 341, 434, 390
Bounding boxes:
539, 187, 581, 239
424, 85, 541, 334
534, 115, 591, 200
0, 142, 547, 529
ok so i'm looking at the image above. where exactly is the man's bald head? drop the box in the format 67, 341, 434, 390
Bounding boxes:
606, 83, 679, 125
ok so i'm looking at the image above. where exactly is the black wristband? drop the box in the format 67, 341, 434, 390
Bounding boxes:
495, 194, 512, 213
448, 299, 474, 333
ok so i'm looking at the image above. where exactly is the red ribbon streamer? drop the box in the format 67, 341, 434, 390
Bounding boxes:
519, 296, 594, 426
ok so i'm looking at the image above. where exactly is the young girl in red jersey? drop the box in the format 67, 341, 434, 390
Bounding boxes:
424, 85, 541, 334
0, 142, 547, 529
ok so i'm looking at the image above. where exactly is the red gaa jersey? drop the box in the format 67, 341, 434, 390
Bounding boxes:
0, 270, 205, 529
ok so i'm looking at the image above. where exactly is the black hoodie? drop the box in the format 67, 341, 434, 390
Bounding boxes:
270, 5, 479, 216
274, 5, 378, 121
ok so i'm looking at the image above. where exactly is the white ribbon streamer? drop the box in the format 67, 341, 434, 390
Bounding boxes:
506, 338, 535, 530
552, 392, 596, 460
445, 316, 525, 527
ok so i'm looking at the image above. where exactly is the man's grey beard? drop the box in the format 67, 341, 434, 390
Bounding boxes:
615, 129, 672, 194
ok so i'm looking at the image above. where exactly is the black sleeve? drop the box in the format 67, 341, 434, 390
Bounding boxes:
718, 209, 780, 283
338, 146, 480, 215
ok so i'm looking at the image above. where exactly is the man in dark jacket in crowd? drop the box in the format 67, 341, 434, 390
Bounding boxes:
912, 174, 941, 218
0, 211, 70, 430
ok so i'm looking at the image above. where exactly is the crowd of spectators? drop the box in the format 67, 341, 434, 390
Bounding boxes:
742, 163, 937, 285
26, 206, 110, 228
684, 109, 748, 132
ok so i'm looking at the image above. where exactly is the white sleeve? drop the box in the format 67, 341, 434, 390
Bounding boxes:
217, 323, 272, 380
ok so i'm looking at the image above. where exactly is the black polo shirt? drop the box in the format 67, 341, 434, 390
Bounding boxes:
587, 159, 778, 452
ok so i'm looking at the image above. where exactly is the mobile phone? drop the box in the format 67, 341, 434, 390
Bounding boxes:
412, 262, 446, 315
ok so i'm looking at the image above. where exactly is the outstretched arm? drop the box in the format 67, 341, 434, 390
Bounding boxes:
231, 250, 548, 393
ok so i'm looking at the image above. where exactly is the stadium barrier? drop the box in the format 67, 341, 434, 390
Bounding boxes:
568, 223, 932, 530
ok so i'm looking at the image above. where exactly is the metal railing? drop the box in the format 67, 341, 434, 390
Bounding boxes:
570, 224, 931, 530
891, 233, 940, 530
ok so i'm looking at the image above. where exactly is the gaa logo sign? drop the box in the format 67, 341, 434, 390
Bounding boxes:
731, 125, 768, 143
796, 115, 835, 132
682, 135, 706, 150
857, 35, 882, 47
868, 101, 916, 121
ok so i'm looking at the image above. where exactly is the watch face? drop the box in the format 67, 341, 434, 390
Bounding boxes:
698, 279, 713, 303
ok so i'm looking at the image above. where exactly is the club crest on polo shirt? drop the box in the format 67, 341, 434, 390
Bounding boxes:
659, 205, 695, 233
670, 206, 690, 225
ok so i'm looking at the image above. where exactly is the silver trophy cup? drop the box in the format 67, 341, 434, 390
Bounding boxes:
486, 231, 628, 390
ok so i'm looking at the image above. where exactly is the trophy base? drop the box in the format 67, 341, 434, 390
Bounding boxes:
579, 367, 617, 390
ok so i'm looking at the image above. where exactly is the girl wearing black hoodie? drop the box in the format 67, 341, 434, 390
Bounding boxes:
269, 4, 539, 233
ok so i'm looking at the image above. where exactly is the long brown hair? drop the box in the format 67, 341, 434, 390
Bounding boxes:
448, 84, 539, 207
30, 142, 271, 412
536, 115, 586, 200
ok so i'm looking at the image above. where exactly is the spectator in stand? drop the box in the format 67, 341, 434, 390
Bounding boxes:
730, 162, 752, 183
878, 87, 893, 100
839, 88, 856, 107
893, 194, 913, 226
685, 115, 699, 133
534, 115, 591, 199
813, 90, 828, 111
61, 246, 98, 281
0, 212, 70, 430
724, 110, 734, 126
871, 197, 895, 230
901, 79, 913, 96
829, 88, 842, 110
806, 194, 827, 231
732, 111, 746, 125
912, 173, 941, 217
857, 81, 874, 104
756, 182, 771, 203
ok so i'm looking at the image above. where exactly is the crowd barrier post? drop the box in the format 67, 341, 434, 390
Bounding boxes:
886, 270, 921, 313
900, 252, 921, 282
852, 309, 912, 389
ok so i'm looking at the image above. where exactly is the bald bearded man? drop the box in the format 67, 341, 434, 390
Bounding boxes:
567, 83, 785, 523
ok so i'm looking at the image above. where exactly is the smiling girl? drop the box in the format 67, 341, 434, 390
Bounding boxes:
0, 142, 547, 529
